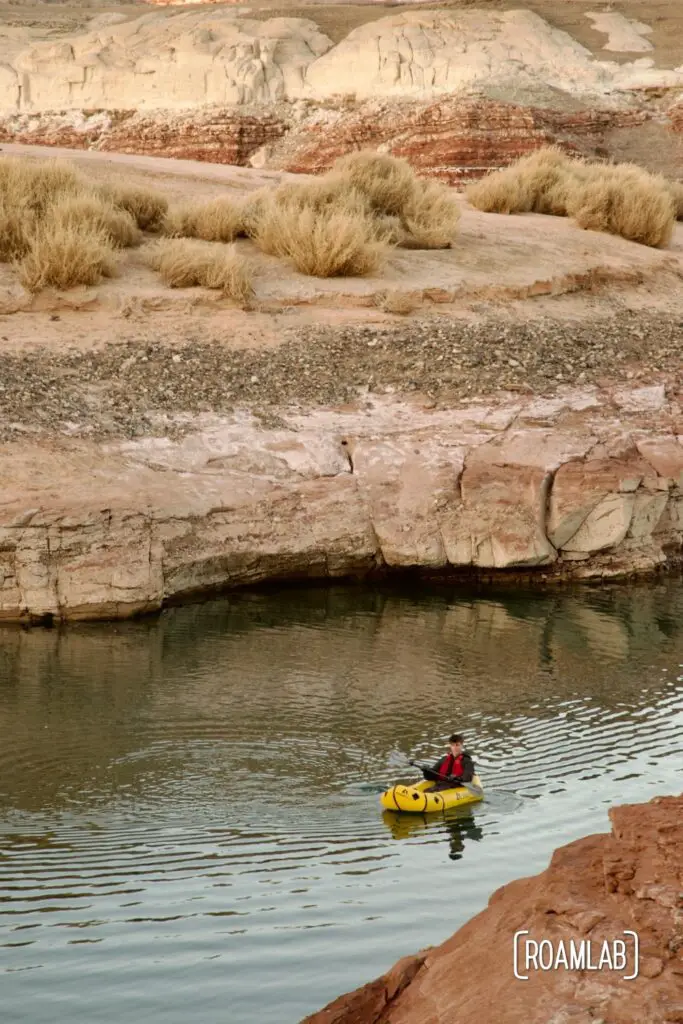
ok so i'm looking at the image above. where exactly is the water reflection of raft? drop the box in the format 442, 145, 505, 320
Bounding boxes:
380, 775, 484, 813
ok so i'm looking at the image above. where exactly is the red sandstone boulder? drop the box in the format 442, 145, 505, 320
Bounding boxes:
302, 794, 683, 1024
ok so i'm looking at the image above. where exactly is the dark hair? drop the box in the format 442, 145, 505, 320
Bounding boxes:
449, 734, 464, 744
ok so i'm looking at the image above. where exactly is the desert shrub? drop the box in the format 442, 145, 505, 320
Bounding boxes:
143, 239, 253, 303
328, 150, 419, 217
250, 193, 387, 276
49, 194, 140, 248
239, 188, 271, 239
465, 167, 534, 214
0, 200, 34, 261
242, 180, 371, 253
465, 148, 676, 247
567, 165, 675, 247
161, 197, 244, 242
99, 184, 169, 230
662, 178, 683, 220
465, 147, 580, 216
18, 220, 118, 292
274, 178, 371, 216
377, 289, 420, 314
160, 204, 197, 238
187, 197, 244, 242
399, 178, 461, 248
0, 157, 86, 215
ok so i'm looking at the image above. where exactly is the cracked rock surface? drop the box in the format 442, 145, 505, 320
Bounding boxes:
1, 382, 683, 622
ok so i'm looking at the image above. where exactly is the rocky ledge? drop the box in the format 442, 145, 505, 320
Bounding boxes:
302, 793, 683, 1024
1, 379, 683, 622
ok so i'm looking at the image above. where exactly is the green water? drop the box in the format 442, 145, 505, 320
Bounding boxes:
1, 581, 682, 1023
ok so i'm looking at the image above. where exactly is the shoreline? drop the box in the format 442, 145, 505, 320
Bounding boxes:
2, 380, 683, 624
0, 148, 682, 624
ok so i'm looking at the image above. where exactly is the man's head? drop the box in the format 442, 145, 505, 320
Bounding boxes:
448, 733, 464, 755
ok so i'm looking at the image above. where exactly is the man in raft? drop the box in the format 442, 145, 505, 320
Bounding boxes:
421, 734, 475, 791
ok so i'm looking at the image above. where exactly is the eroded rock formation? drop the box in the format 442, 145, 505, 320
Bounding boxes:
3, 9, 682, 113
302, 793, 683, 1024
0, 8, 682, 179
1, 96, 679, 184
1, 385, 683, 622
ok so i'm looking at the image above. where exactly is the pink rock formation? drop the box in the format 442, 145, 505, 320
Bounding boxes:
1, 386, 683, 622
302, 793, 683, 1024
1, 98, 678, 183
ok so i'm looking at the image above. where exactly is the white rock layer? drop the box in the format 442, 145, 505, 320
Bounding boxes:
1, 9, 682, 113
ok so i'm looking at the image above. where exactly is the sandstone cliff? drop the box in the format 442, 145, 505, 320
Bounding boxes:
2, 386, 683, 623
302, 793, 683, 1024
0, 6, 682, 180
2, 8, 682, 112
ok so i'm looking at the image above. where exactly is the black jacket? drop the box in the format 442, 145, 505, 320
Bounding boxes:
429, 751, 475, 784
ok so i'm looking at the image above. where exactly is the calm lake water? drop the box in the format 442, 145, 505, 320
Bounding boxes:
1, 581, 682, 1024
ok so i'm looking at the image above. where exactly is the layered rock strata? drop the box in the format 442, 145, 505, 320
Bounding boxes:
302, 793, 683, 1024
1, 385, 683, 622
3, 98, 677, 183
0, 8, 682, 180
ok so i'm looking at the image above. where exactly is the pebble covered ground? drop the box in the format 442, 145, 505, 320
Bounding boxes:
0, 310, 681, 441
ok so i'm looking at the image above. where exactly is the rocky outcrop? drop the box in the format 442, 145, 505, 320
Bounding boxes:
3, 9, 683, 114
255, 97, 657, 184
1, 12, 334, 111
1, 97, 678, 184
1, 385, 683, 622
301, 9, 683, 102
1, 8, 682, 179
0, 107, 289, 166
302, 793, 683, 1024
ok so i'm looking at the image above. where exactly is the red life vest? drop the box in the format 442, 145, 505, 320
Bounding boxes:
440, 752, 463, 779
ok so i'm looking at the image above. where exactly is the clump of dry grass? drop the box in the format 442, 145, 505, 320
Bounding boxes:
0, 157, 86, 216
398, 178, 461, 248
465, 146, 580, 216
161, 197, 244, 243
0, 158, 88, 263
376, 289, 421, 315
329, 151, 419, 217
0, 200, 34, 261
242, 158, 461, 270
49, 194, 140, 249
567, 165, 675, 248
143, 239, 253, 303
250, 190, 387, 276
239, 188, 271, 240
17, 220, 118, 293
465, 146, 677, 247
664, 179, 683, 220
99, 184, 169, 230
241, 180, 371, 250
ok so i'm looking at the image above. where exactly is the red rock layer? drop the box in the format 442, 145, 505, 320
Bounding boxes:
302, 793, 683, 1024
0, 108, 287, 166
0, 99, 678, 182
271, 98, 652, 183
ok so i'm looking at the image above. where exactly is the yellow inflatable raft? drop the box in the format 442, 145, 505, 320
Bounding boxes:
380, 775, 484, 813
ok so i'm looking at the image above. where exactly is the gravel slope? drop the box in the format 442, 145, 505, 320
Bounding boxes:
0, 311, 681, 442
